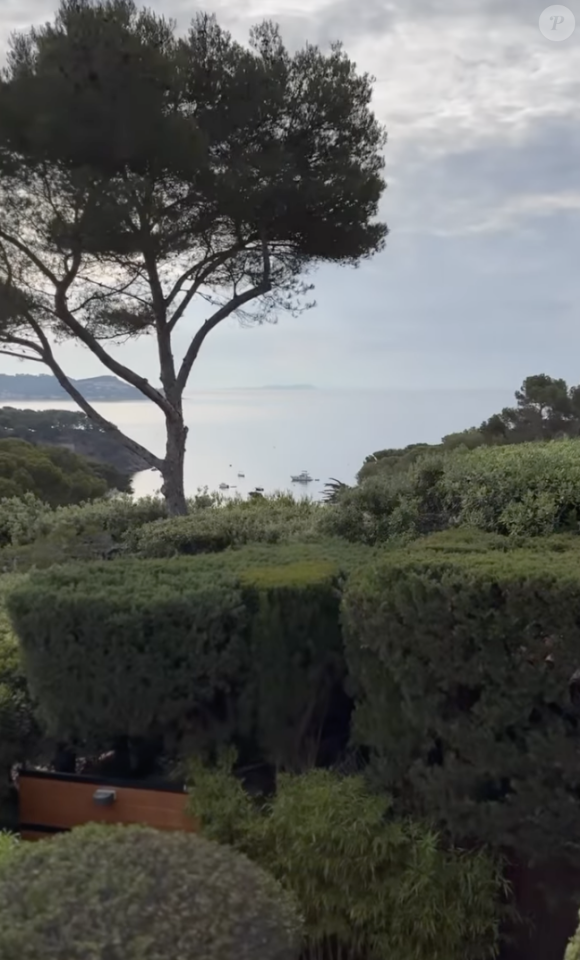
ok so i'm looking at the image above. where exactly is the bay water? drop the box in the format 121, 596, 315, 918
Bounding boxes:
6, 387, 513, 501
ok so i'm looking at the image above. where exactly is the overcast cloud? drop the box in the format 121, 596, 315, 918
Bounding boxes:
0, 0, 578, 391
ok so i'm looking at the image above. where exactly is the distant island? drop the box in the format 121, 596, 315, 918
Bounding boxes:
0, 374, 144, 401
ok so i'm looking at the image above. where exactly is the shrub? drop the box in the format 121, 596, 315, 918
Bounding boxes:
0, 831, 18, 865
0, 823, 302, 960
342, 544, 580, 864
23, 493, 167, 545
237, 559, 345, 771
186, 755, 507, 960
6, 543, 371, 765
0, 493, 52, 548
125, 496, 324, 557
440, 439, 580, 536
325, 439, 580, 544
0, 574, 38, 797
6, 559, 248, 747
0, 437, 109, 506
566, 913, 580, 960
321, 453, 450, 544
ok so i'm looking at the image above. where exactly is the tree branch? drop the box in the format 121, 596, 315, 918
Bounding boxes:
21, 316, 163, 471
166, 241, 251, 332
0, 227, 60, 287
0, 349, 44, 363
176, 235, 272, 394
53, 279, 175, 417
0, 227, 175, 417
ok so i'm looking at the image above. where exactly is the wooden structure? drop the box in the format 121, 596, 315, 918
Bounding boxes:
18, 768, 196, 840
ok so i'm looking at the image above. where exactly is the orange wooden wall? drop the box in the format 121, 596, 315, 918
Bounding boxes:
19, 770, 196, 840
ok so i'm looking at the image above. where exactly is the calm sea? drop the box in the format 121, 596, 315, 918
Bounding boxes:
7, 388, 513, 501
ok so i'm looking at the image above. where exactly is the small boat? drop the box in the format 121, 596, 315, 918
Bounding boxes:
291, 471, 313, 483
237, 472, 245, 478
255, 486, 264, 492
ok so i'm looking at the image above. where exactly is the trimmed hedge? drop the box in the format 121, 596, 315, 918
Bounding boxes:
0, 575, 38, 797
342, 543, 580, 863
7, 543, 372, 767
0, 823, 301, 960
7, 559, 247, 746
237, 560, 344, 771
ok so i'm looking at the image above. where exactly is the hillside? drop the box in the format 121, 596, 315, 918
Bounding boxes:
0, 407, 148, 476
0, 374, 144, 401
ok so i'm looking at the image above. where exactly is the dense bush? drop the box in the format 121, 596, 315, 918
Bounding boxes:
0, 491, 324, 570
326, 439, 580, 544
0, 575, 38, 797
0, 437, 111, 507
342, 543, 580, 864
186, 755, 507, 960
6, 543, 371, 765
0, 823, 302, 960
566, 914, 580, 960
321, 453, 450, 544
237, 559, 345, 771
441, 440, 580, 536
1, 493, 167, 547
0, 831, 18, 864
125, 495, 325, 557
6, 558, 248, 747
0, 493, 170, 570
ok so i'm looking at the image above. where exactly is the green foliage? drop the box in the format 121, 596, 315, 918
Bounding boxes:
6, 543, 368, 762
0, 493, 51, 550
0, 437, 109, 507
238, 559, 344, 771
441, 440, 580, 536
0, 831, 18, 864
358, 373, 580, 485
0, 405, 144, 482
342, 544, 580, 863
0, 823, 302, 960
125, 496, 324, 557
322, 452, 449, 544
6, 558, 247, 746
187, 756, 506, 960
0, 494, 168, 572
566, 912, 580, 960
357, 443, 436, 484
0, 574, 38, 797
327, 439, 580, 544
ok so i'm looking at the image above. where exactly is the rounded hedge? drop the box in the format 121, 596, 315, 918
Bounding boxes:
0, 823, 302, 960
5, 544, 372, 748
342, 544, 580, 862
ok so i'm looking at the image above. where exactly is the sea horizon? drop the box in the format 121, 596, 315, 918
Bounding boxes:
2, 386, 516, 500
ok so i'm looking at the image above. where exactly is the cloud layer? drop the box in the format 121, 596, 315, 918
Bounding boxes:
0, 0, 578, 393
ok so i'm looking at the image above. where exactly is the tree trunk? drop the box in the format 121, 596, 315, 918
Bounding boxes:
161, 414, 188, 516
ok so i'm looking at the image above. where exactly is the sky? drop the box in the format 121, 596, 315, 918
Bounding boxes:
0, 0, 579, 392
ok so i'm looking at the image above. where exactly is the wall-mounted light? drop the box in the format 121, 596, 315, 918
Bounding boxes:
92, 788, 117, 806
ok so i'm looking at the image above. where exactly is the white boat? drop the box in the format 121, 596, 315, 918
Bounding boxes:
291, 470, 313, 483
